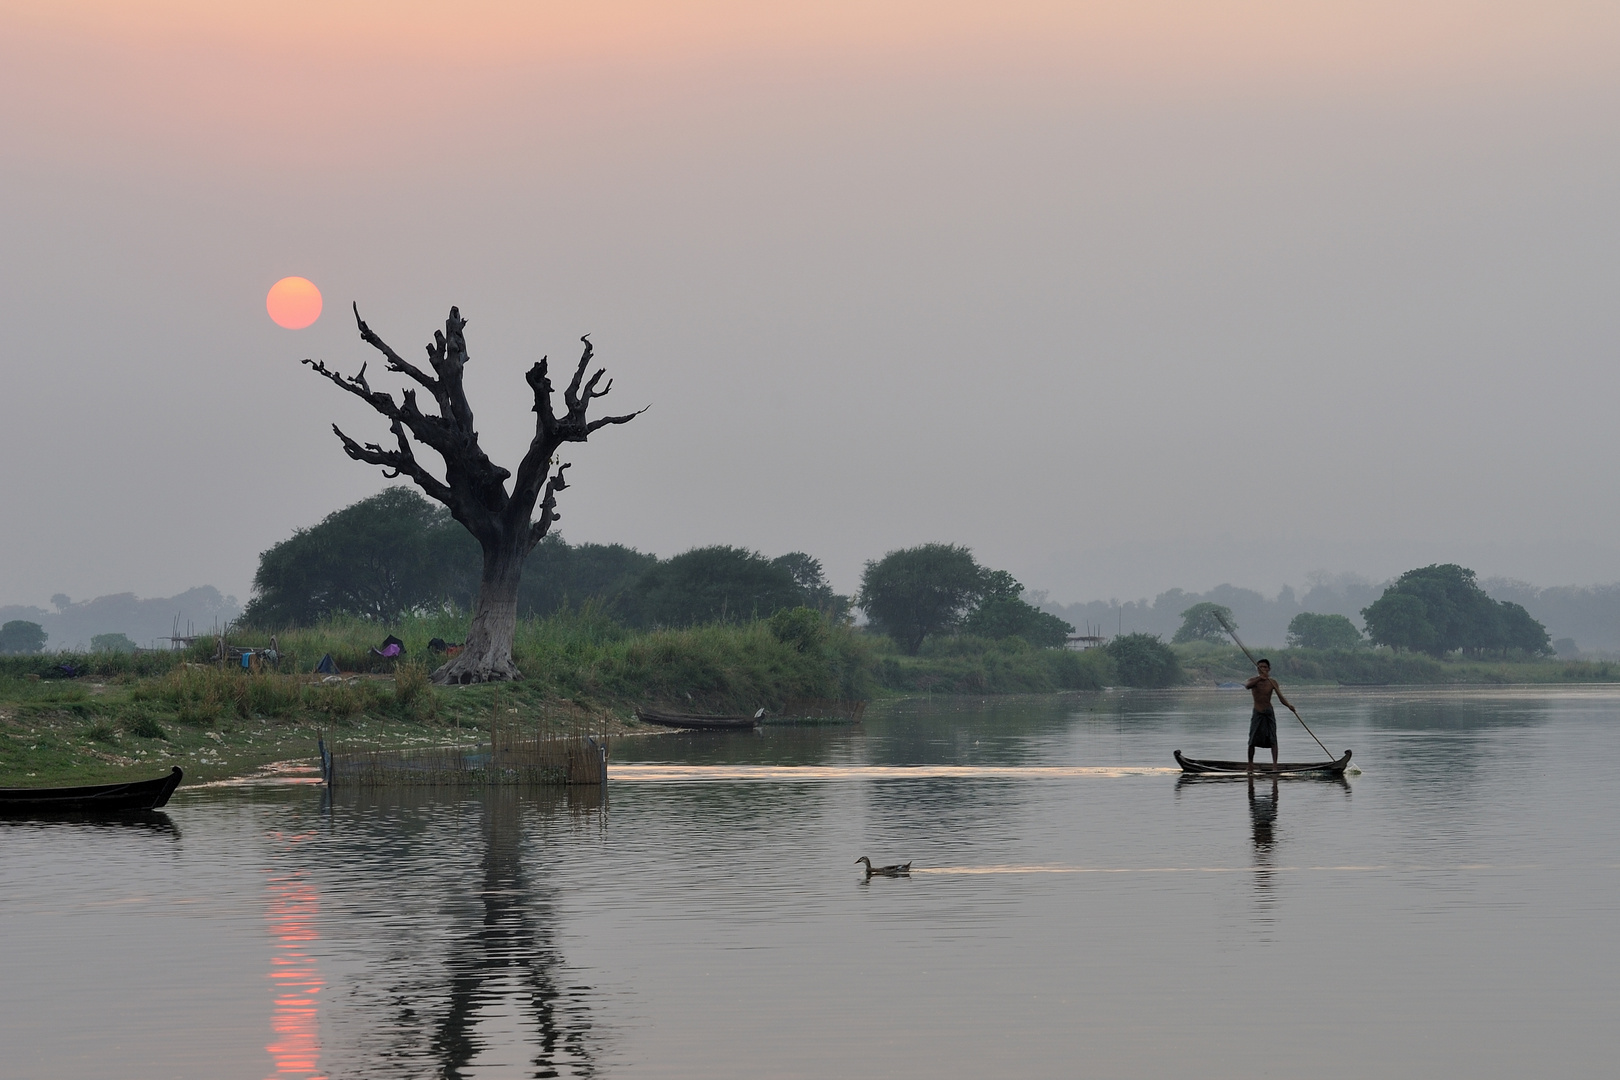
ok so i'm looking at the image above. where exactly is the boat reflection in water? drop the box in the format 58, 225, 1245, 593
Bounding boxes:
297, 787, 601, 1079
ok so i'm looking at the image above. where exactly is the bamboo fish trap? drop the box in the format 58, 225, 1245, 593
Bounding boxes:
320, 697, 608, 788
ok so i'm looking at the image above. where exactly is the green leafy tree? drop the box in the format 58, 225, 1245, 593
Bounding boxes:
770, 552, 850, 618
961, 570, 1074, 647
1104, 632, 1181, 687
1172, 602, 1236, 644
858, 543, 985, 655
1285, 612, 1363, 650
769, 606, 831, 653
1361, 564, 1550, 656
1360, 592, 1436, 653
979, 570, 1024, 603
962, 599, 1075, 647
242, 487, 480, 627
1498, 601, 1553, 656
91, 633, 138, 653
517, 534, 656, 620
0, 620, 47, 654
633, 546, 805, 627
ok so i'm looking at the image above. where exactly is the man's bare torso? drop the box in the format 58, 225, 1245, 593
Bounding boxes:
1246, 675, 1280, 711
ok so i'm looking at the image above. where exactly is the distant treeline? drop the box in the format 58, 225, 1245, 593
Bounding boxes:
1477, 580, 1620, 656
239, 491, 1073, 654
1041, 574, 1385, 650
0, 587, 242, 653
241, 488, 845, 630
1044, 573, 1620, 656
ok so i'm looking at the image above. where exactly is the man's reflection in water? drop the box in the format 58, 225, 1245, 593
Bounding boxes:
1248, 775, 1279, 913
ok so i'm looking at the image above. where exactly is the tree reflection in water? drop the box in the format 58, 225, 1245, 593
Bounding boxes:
306, 788, 601, 1079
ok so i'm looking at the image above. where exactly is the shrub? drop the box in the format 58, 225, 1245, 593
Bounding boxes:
119, 714, 168, 740
876, 637, 1112, 694
307, 679, 390, 719
1286, 613, 1362, 650
960, 597, 1074, 648
243, 674, 304, 718
1104, 633, 1181, 688
0, 620, 47, 654
1172, 603, 1235, 645
134, 666, 227, 724
769, 607, 829, 654
391, 659, 437, 719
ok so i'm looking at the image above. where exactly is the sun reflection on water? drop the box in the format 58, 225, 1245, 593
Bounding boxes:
264, 836, 325, 1080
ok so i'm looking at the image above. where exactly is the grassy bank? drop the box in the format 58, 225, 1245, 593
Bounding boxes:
0, 666, 481, 788
872, 635, 1113, 695
0, 610, 878, 786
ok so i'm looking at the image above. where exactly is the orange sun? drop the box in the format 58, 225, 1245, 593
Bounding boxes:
267, 277, 323, 329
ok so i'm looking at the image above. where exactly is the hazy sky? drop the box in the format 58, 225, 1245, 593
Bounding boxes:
4, 1, 1619, 608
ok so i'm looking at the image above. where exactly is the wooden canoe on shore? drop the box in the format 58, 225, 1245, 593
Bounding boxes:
1174, 750, 1352, 777
635, 708, 761, 731
0, 766, 183, 813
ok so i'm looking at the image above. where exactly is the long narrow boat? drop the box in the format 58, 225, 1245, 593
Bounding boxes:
635, 708, 761, 731
0, 767, 183, 814
1174, 750, 1352, 776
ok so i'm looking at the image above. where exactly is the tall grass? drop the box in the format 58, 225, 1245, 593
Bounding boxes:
123, 664, 432, 724
0, 650, 189, 680
217, 607, 877, 711
874, 636, 1115, 694
192, 608, 1130, 706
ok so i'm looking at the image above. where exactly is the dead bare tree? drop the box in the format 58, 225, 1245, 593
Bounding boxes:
304, 304, 640, 683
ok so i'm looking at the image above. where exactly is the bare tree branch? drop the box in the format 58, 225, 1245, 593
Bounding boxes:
581, 368, 612, 406
330, 422, 452, 504
585, 407, 647, 435
563, 335, 593, 413
353, 303, 440, 395
528, 463, 572, 549
303, 356, 467, 461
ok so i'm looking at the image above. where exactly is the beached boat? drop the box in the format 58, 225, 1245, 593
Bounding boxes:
635, 708, 761, 731
1173, 750, 1352, 776
0, 767, 183, 814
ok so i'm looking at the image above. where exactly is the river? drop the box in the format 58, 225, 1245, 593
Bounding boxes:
3, 686, 1617, 1078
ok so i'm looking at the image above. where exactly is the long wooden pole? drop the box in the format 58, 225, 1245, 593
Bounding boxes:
1211, 611, 1335, 759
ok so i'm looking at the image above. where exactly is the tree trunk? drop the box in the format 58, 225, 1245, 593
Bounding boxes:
433, 542, 526, 684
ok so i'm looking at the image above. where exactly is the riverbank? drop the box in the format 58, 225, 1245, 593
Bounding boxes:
0, 611, 1114, 785
0, 672, 607, 788
0, 608, 876, 786
1172, 641, 1620, 686
7, 611, 1619, 786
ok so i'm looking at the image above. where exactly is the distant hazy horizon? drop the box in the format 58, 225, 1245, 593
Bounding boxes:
6, 498, 1620, 629
6, 480, 1620, 613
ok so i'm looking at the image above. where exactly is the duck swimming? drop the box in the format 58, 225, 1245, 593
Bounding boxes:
856, 856, 912, 877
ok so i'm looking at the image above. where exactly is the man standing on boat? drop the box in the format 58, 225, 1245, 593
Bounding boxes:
1245, 659, 1298, 770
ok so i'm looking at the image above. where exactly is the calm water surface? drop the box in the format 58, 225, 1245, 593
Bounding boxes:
4, 687, 1618, 1079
